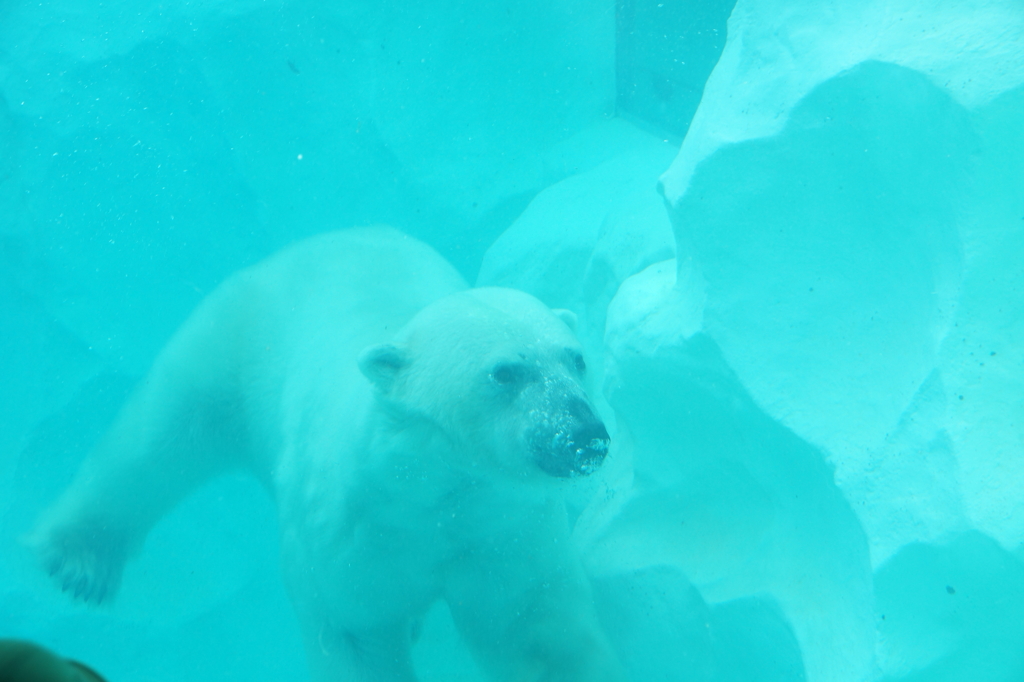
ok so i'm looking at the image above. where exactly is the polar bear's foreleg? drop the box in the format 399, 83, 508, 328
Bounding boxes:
30, 286, 253, 604
448, 565, 626, 682
301, 621, 417, 682
444, 501, 628, 682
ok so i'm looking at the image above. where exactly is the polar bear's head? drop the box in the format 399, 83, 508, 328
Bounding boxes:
359, 288, 610, 479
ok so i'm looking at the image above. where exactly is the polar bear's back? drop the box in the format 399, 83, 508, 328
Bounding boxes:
209, 226, 467, 365
243, 226, 467, 332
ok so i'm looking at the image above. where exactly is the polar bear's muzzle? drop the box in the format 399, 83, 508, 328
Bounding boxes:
527, 393, 610, 478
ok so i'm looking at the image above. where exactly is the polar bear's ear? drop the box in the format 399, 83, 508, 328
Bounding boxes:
358, 343, 409, 393
552, 309, 578, 333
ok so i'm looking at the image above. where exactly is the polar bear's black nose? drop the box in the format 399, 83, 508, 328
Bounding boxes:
531, 396, 610, 478
571, 421, 610, 475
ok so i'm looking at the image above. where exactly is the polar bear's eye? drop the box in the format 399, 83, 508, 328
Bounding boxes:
565, 350, 586, 375
491, 363, 527, 386
573, 353, 586, 375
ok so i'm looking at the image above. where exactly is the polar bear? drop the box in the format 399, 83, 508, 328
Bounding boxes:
30, 227, 625, 682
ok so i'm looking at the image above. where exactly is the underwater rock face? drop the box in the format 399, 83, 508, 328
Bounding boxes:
667, 63, 978, 576
675, 62, 969, 467
660, 0, 1024, 202
652, 2, 1024, 566
586, 326, 875, 682
477, 120, 676, 319
875, 532, 1024, 682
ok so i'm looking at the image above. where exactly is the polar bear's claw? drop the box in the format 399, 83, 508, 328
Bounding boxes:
33, 526, 125, 606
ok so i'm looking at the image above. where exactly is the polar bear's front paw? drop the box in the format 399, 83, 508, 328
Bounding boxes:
32, 524, 128, 605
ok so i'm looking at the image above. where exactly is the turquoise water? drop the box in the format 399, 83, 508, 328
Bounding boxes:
2, 1, 1023, 681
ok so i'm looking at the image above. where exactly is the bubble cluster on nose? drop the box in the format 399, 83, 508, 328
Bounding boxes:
527, 378, 610, 477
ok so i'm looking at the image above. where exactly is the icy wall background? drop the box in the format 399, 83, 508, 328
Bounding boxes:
2, 0, 1024, 681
